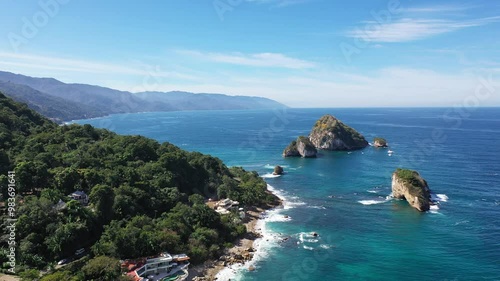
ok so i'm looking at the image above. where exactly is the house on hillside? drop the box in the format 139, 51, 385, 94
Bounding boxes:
123, 252, 190, 281
68, 191, 89, 205
215, 198, 240, 215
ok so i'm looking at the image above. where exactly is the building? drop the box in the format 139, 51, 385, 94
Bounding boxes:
68, 191, 89, 205
124, 252, 190, 281
215, 198, 240, 214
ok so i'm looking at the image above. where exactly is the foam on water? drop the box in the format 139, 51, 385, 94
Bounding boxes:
298, 232, 320, 243
284, 201, 306, 209
264, 164, 289, 169
358, 199, 387, 205
358, 194, 393, 205
429, 204, 440, 214
307, 205, 327, 209
264, 212, 292, 222
216, 184, 291, 281
261, 173, 282, 179
432, 194, 449, 202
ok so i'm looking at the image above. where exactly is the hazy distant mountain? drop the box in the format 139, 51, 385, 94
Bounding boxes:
135, 91, 285, 111
0, 81, 105, 122
0, 71, 169, 115
0, 71, 287, 122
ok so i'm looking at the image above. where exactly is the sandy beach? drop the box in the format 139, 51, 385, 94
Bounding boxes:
187, 196, 281, 281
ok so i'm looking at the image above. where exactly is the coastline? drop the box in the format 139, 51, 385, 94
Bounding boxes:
188, 187, 283, 281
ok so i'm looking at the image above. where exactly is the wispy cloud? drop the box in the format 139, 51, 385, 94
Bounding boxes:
404, 5, 473, 13
0, 52, 196, 80
346, 16, 500, 43
176, 50, 316, 69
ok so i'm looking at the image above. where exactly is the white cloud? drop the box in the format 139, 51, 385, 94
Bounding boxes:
176, 50, 316, 69
346, 16, 500, 43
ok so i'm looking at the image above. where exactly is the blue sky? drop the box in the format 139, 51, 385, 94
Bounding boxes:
0, 0, 499, 107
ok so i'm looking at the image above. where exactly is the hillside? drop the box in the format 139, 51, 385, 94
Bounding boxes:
0, 93, 278, 280
0, 71, 287, 122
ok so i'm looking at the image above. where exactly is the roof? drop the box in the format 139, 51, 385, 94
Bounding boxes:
71, 190, 87, 197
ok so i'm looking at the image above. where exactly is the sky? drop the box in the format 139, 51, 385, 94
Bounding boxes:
0, 0, 499, 107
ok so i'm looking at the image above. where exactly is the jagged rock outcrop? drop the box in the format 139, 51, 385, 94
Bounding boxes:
392, 168, 431, 212
273, 165, 284, 175
373, 137, 388, 147
309, 115, 368, 151
283, 136, 317, 158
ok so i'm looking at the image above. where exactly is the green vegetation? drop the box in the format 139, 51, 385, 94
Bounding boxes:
0, 93, 277, 279
395, 168, 429, 200
395, 168, 422, 186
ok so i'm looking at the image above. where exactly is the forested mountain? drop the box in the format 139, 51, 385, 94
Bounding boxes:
0, 71, 287, 122
0, 93, 277, 280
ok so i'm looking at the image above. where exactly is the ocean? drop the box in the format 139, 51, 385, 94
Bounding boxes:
73, 108, 500, 281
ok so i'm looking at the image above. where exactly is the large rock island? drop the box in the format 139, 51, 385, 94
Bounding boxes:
309, 114, 368, 150
283, 114, 368, 157
392, 168, 431, 212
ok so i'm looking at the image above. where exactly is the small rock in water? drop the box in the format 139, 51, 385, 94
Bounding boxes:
273, 165, 284, 175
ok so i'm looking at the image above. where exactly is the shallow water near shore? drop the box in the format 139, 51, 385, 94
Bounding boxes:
74, 108, 500, 281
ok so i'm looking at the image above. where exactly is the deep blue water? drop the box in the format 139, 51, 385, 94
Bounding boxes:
74, 108, 500, 281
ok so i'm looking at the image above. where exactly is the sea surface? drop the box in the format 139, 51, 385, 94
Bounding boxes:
74, 108, 500, 281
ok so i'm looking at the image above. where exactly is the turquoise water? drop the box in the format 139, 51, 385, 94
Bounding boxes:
74, 108, 500, 281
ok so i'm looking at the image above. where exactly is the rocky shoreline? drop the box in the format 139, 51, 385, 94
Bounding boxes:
188, 194, 282, 281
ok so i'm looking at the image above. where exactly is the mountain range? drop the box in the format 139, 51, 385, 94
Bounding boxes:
0, 71, 286, 122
